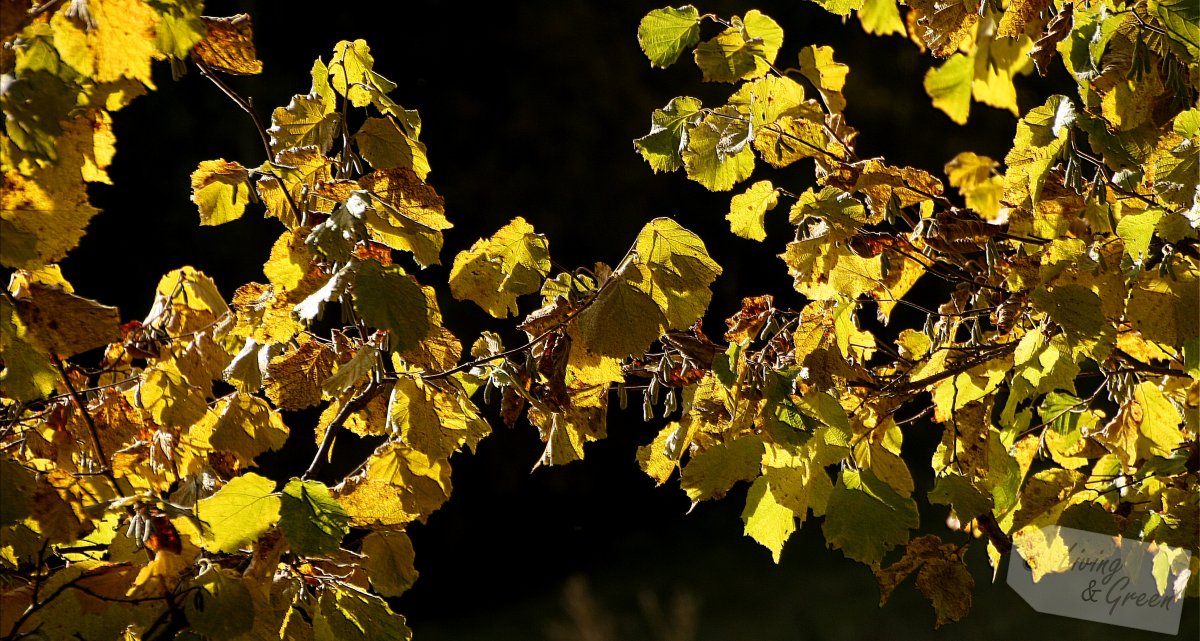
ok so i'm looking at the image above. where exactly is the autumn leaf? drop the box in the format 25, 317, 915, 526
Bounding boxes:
193, 14, 263, 75
727, 180, 779, 241
196, 473, 281, 553
638, 6, 701, 68
191, 160, 253, 225
449, 217, 550, 318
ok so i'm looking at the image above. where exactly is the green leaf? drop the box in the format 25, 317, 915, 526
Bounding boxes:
812, 0, 867, 17
693, 10, 784, 83
1153, 0, 1200, 58
924, 53, 973, 125
742, 475, 795, 563
795, 391, 851, 436
197, 472, 281, 553
362, 529, 420, 597
822, 468, 918, 564
637, 6, 701, 68
574, 270, 667, 358
634, 96, 704, 173
680, 435, 764, 502
183, 569, 255, 640
858, 0, 905, 36
0, 456, 36, 527
355, 117, 430, 179
279, 479, 351, 556
352, 260, 431, 353
1113, 210, 1161, 262
448, 217, 551, 318
928, 474, 993, 521
190, 159, 252, 226
726, 180, 779, 241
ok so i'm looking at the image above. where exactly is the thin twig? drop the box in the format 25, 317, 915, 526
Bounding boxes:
49, 355, 120, 490
302, 380, 387, 480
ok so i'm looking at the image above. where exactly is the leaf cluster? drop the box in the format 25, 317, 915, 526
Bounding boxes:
634, 0, 1198, 626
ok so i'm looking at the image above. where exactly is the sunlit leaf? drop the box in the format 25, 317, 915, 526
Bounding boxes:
196, 473, 280, 553
191, 159, 252, 226
638, 6, 701, 67
192, 14, 263, 74
448, 217, 550, 318
727, 179, 779, 241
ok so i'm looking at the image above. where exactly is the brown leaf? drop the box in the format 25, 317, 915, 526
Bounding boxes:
192, 14, 263, 75
265, 334, 337, 410
725, 295, 775, 343
1029, 4, 1073, 77
13, 282, 122, 357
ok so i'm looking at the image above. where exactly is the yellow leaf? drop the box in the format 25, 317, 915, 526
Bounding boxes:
797, 45, 849, 114
906, 0, 978, 58
970, 31, 1032, 117
753, 111, 833, 169
637, 422, 682, 485
361, 529, 419, 597
191, 159, 252, 226
1095, 383, 1186, 467
448, 217, 550, 318
1002, 95, 1074, 207
263, 229, 316, 293
50, 0, 159, 86
681, 435, 764, 502
256, 147, 334, 228
858, 0, 906, 36
359, 167, 451, 232
528, 383, 609, 466
692, 10, 784, 83
210, 393, 290, 467
355, 117, 430, 179
997, 0, 1052, 37
930, 357, 1011, 423
944, 152, 1003, 220
726, 180, 779, 241
683, 110, 757, 190
130, 363, 209, 428
742, 475, 795, 563
2, 115, 110, 268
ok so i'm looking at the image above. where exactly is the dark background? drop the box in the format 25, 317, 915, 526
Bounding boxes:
58, 1, 1194, 638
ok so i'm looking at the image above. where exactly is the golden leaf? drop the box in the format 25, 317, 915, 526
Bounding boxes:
192, 14, 263, 75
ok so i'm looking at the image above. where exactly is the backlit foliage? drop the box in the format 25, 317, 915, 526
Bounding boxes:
636, 0, 1197, 626
0, 0, 1195, 639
